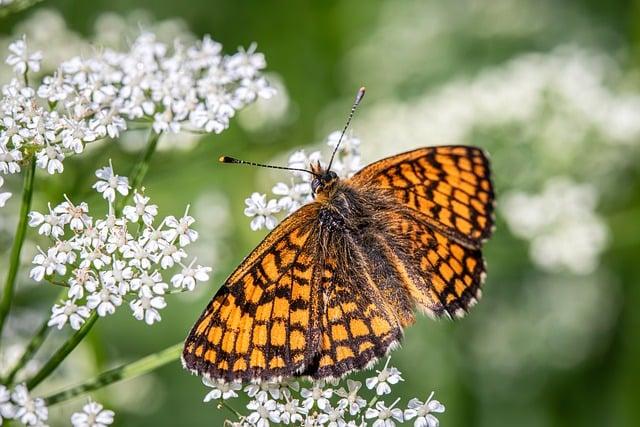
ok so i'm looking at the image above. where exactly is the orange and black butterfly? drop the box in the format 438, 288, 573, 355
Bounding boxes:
182, 88, 495, 382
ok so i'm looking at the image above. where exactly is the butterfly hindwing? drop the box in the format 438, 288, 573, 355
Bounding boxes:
182, 204, 323, 382
307, 238, 404, 379
382, 210, 486, 318
349, 146, 495, 246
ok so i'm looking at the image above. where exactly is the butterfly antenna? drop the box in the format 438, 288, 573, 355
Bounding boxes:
219, 156, 320, 178
327, 86, 366, 170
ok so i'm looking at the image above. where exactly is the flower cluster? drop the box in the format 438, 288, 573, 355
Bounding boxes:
243, 131, 361, 231
28, 162, 211, 330
0, 33, 273, 206
0, 383, 48, 426
201, 358, 444, 426
0, 383, 116, 427
501, 177, 608, 274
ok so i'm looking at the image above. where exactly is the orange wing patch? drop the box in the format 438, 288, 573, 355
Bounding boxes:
349, 146, 495, 246
182, 204, 322, 382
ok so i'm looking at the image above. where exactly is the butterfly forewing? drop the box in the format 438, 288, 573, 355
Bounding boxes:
349, 146, 494, 246
183, 204, 323, 382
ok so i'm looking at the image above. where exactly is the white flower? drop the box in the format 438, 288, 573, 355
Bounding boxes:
0, 176, 11, 208
68, 267, 98, 299
11, 384, 48, 426
157, 240, 187, 269
245, 380, 290, 402
129, 285, 167, 325
171, 259, 211, 291
129, 271, 167, 294
101, 259, 133, 294
79, 241, 111, 270
336, 379, 367, 416
5, 36, 42, 75
246, 399, 281, 427
35, 145, 64, 174
87, 285, 122, 317
70, 400, 115, 427
123, 191, 158, 225
272, 181, 312, 213
300, 380, 333, 411
122, 241, 153, 270
277, 399, 306, 425
28, 204, 64, 238
0, 385, 16, 425
365, 358, 403, 396
320, 404, 347, 427
89, 109, 126, 139
93, 162, 129, 203
48, 299, 91, 330
0, 142, 23, 174
60, 117, 96, 154
404, 392, 445, 427
244, 192, 280, 231
202, 378, 242, 401
54, 200, 90, 231
30, 247, 66, 281
365, 399, 404, 427
235, 77, 276, 104
163, 208, 199, 246
227, 43, 266, 79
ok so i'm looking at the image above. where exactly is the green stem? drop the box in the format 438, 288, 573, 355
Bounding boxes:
26, 312, 98, 390
2, 288, 67, 385
44, 342, 182, 405
117, 129, 161, 211
0, 159, 36, 345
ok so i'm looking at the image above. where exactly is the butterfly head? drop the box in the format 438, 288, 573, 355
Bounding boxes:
311, 162, 339, 196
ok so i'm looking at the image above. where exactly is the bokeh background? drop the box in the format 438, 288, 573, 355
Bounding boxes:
1, 0, 640, 425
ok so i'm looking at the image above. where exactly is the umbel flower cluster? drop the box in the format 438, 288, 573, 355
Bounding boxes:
0, 382, 115, 427
28, 161, 211, 330
244, 131, 361, 230
202, 358, 445, 427
0, 33, 273, 206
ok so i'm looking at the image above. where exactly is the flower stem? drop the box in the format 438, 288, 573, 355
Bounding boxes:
0, 159, 36, 345
2, 288, 67, 385
26, 312, 98, 390
44, 342, 182, 405
117, 129, 161, 211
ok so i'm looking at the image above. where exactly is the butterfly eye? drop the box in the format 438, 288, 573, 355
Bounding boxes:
311, 178, 321, 194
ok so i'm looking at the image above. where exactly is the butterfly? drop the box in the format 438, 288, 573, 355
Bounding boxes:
182, 88, 495, 383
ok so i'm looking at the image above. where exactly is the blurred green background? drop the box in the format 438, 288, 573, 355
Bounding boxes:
2, 0, 640, 426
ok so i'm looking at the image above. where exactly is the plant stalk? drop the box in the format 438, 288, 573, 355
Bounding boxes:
26, 312, 98, 390
2, 288, 67, 385
0, 159, 36, 345
117, 129, 161, 211
44, 342, 182, 405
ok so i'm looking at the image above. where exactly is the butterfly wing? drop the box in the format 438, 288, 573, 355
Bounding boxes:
380, 209, 487, 318
304, 234, 404, 379
182, 203, 323, 382
349, 146, 495, 247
